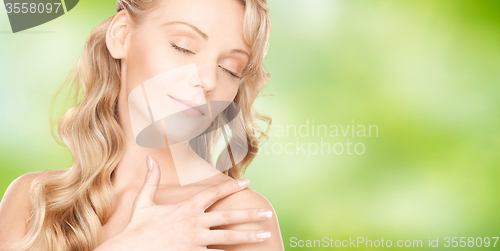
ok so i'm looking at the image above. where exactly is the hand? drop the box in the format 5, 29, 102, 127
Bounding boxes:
95, 156, 272, 251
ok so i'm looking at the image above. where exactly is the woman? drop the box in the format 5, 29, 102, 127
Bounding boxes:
0, 0, 284, 250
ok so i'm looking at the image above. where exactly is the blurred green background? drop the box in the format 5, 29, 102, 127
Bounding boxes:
1, 0, 499, 250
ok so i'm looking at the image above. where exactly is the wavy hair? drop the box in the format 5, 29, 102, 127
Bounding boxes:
6, 0, 272, 250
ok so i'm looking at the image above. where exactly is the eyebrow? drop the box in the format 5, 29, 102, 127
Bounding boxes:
230, 49, 251, 58
164, 21, 208, 40
163, 21, 250, 58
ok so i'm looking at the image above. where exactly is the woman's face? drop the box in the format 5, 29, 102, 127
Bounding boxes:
124, 0, 249, 104
121, 0, 249, 145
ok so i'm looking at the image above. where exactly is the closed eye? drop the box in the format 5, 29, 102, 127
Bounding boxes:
170, 42, 195, 55
219, 65, 242, 80
171, 42, 241, 80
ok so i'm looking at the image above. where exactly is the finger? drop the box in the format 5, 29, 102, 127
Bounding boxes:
133, 155, 161, 209
201, 209, 273, 227
202, 248, 224, 251
201, 248, 224, 251
200, 229, 271, 246
188, 179, 250, 211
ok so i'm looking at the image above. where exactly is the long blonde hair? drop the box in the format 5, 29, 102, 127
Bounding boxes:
7, 0, 272, 250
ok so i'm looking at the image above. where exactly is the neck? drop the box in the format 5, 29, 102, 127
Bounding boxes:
112, 127, 182, 189
112, 74, 181, 190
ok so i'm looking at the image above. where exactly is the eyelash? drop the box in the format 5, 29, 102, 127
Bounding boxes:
170, 42, 242, 80
219, 66, 242, 80
170, 42, 195, 55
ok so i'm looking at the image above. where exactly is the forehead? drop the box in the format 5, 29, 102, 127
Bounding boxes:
145, 0, 248, 48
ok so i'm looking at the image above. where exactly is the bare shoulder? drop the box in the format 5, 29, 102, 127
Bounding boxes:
1, 171, 44, 210
0, 169, 69, 247
204, 174, 275, 211
0, 169, 68, 219
207, 176, 284, 251
1, 169, 68, 199
211, 187, 275, 211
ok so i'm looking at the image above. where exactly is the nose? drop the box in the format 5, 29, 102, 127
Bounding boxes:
195, 62, 218, 94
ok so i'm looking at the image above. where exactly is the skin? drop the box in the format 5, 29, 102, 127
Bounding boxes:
0, 0, 284, 250
107, 0, 283, 248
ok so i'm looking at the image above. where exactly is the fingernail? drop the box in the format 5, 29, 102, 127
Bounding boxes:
256, 231, 271, 239
257, 209, 273, 219
146, 155, 153, 171
237, 179, 249, 187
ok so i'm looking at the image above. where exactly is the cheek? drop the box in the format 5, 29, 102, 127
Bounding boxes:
125, 34, 185, 95
212, 82, 240, 102
228, 85, 239, 101
125, 37, 157, 95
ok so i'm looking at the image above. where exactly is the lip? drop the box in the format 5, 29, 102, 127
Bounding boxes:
168, 95, 206, 118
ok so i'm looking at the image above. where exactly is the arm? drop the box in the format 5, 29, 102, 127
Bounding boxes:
207, 188, 285, 251
0, 172, 39, 249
